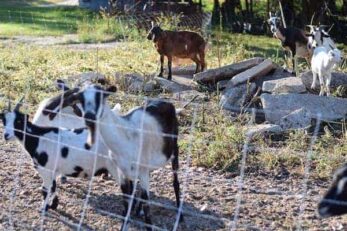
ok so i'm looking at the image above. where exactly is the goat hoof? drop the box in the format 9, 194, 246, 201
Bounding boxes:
158, 73, 164, 78
168, 76, 172, 81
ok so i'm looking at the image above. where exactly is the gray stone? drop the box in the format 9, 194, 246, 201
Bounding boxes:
220, 83, 257, 111
261, 93, 347, 124
246, 124, 283, 138
143, 80, 159, 93
171, 65, 196, 75
300, 71, 347, 90
154, 77, 191, 93
263, 77, 306, 94
254, 67, 293, 88
173, 90, 207, 103
279, 108, 312, 130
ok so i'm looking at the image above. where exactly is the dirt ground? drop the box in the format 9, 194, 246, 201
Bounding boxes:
0, 128, 347, 231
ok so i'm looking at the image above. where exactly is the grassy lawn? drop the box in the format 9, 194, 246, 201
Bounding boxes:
0, 0, 346, 179
0, 31, 346, 179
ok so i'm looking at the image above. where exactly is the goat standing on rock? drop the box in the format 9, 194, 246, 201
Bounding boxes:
308, 26, 342, 96
267, 13, 311, 75
147, 22, 207, 80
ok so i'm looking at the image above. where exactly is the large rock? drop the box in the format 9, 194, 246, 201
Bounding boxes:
263, 77, 306, 94
220, 83, 257, 111
254, 67, 293, 88
300, 71, 347, 90
279, 108, 312, 130
246, 124, 283, 138
154, 77, 191, 93
194, 57, 265, 83
261, 93, 347, 124
227, 59, 276, 87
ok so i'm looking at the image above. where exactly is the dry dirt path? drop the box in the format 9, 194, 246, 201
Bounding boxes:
0, 128, 347, 230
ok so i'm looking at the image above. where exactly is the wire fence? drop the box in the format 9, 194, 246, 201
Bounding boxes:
0, 9, 347, 231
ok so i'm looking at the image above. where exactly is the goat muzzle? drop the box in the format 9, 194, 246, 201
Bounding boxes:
84, 113, 96, 149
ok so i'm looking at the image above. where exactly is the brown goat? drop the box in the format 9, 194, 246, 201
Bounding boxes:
147, 22, 207, 80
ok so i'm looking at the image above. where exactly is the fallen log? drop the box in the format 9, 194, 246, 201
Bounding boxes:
227, 59, 276, 87
193, 57, 264, 83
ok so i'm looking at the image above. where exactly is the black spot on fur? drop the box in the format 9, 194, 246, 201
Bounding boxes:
145, 101, 178, 160
73, 128, 85, 134
42, 88, 79, 118
51, 180, 56, 193
61, 147, 69, 158
67, 166, 83, 177
37, 152, 48, 166
8, 111, 60, 167
94, 168, 108, 176
50, 196, 59, 210
42, 188, 48, 200
84, 143, 91, 150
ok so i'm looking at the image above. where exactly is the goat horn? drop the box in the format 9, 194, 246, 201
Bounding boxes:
310, 12, 316, 25
327, 24, 334, 33
14, 96, 25, 111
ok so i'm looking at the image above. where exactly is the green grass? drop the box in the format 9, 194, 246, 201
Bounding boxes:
0, 34, 346, 179
0, 6, 91, 36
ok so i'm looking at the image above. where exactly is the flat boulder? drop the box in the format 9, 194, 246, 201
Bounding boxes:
279, 108, 312, 130
254, 67, 293, 88
263, 77, 306, 94
261, 93, 347, 124
300, 71, 347, 90
220, 83, 257, 112
246, 124, 283, 138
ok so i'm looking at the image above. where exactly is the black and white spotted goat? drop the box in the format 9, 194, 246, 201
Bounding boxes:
318, 164, 347, 218
59, 84, 183, 230
33, 80, 121, 129
0, 97, 122, 212
267, 12, 311, 74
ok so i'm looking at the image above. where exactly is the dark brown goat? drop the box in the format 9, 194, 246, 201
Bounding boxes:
147, 22, 207, 80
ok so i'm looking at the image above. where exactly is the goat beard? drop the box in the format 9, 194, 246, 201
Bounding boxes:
85, 122, 96, 150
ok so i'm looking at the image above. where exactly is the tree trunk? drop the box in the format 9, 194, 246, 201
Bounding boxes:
344, 0, 347, 14
212, 0, 221, 27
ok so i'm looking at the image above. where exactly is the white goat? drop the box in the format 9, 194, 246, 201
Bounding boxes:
0, 98, 123, 212
60, 85, 183, 230
311, 46, 342, 96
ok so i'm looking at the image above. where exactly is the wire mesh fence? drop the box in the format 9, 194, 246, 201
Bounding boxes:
0, 8, 347, 231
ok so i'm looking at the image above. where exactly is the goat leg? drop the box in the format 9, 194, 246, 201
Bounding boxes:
167, 56, 172, 80
158, 55, 164, 77
318, 73, 325, 96
326, 73, 332, 96
140, 188, 153, 231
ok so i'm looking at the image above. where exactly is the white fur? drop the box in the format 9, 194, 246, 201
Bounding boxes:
3, 111, 122, 210
311, 46, 342, 96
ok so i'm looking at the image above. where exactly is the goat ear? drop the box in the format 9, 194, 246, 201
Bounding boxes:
14, 96, 25, 112
62, 92, 82, 108
104, 86, 117, 97
55, 79, 70, 91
